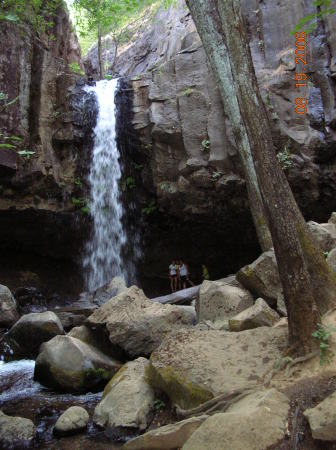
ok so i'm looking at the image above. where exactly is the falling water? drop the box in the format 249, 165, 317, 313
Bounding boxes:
84, 79, 127, 292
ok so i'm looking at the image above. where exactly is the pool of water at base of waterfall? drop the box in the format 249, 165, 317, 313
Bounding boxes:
0, 360, 123, 449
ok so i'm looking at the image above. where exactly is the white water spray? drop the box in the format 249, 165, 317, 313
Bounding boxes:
84, 79, 127, 291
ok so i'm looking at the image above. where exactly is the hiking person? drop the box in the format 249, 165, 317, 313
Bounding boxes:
179, 259, 194, 289
169, 260, 178, 292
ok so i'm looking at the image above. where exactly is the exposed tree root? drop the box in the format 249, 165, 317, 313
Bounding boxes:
264, 350, 319, 386
174, 387, 258, 419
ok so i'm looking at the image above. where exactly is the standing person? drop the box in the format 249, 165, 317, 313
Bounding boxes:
176, 260, 182, 290
169, 260, 177, 293
179, 259, 194, 289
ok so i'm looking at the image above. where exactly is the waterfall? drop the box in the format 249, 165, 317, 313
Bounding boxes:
84, 79, 127, 292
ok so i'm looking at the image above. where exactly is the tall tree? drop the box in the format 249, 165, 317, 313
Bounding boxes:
186, 0, 336, 354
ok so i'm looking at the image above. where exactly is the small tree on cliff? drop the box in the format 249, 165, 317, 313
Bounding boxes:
186, 0, 336, 354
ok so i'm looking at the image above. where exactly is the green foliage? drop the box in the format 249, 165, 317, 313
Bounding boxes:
68, 62, 85, 76
0, 143, 16, 149
17, 150, 35, 159
323, 251, 329, 258
74, 177, 82, 186
177, 87, 195, 97
312, 323, 336, 365
0, 92, 19, 112
121, 176, 136, 191
0, 0, 63, 37
141, 142, 152, 151
160, 182, 174, 193
201, 139, 210, 152
211, 171, 223, 181
277, 147, 292, 170
291, 1, 336, 35
72, 197, 90, 214
153, 399, 166, 411
142, 200, 157, 215
131, 161, 144, 170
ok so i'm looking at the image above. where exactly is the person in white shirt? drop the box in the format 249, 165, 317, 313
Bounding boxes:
179, 259, 194, 289
169, 260, 178, 292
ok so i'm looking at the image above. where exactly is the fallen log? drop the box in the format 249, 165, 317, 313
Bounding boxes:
151, 285, 200, 305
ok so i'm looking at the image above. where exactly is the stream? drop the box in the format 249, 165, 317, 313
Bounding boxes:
0, 360, 122, 449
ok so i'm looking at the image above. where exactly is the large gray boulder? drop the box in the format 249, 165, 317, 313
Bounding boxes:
236, 249, 281, 306
147, 326, 288, 409
0, 411, 36, 448
327, 247, 336, 272
94, 357, 155, 434
86, 286, 195, 358
79, 276, 127, 308
307, 221, 336, 253
6, 311, 64, 358
229, 298, 280, 332
196, 277, 253, 322
0, 284, 19, 328
182, 389, 289, 450
123, 415, 208, 450
34, 335, 121, 392
304, 390, 336, 441
54, 406, 89, 436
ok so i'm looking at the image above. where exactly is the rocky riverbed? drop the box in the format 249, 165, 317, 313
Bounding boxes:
1, 214, 336, 449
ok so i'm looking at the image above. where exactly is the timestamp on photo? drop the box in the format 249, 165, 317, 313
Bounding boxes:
294, 31, 308, 115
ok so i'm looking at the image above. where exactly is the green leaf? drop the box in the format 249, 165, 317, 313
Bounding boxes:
0, 143, 16, 149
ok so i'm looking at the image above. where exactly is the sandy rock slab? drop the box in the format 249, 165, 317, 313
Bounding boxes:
123, 415, 208, 450
304, 390, 336, 441
229, 298, 280, 331
182, 389, 290, 450
94, 357, 155, 434
148, 326, 287, 409
86, 286, 195, 358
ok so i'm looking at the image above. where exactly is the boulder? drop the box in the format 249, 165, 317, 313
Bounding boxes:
34, 335, 121, 392
123, 415, 208, 450
196, 277, 253, 322
327, 248, 336, 272
6, 311, 64, 358
94, 357, 155, 435
236, 249, 281, 306
307, 221, 336, 253
0, 411, 36, 448
182, 389, 289, 450
86, 286, 195, 358
304, 390, 336, 441
229, 298, 280, 332
0, 284, 19, 328
328, 212, 336, 225
147, 326, 287, 409
78, 276, 127, 307
54, 406, 89, 436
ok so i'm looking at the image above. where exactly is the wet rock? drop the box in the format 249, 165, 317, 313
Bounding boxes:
94, 358, 155, 435
182, 389, 290, 450
229, 298, 280, 332
6, 311, 64, 358
0, 410, 36, 448
86, 286, 195, 358
34, 335, 121, 393
54, 406, 89, 436
236, 249, 281, 306
123, 415, 208, 450
196, 277, 253, 322
147, 326, 287, 409
0, 284, 18, 328
307, 221, 336, 253
14, 287, 46, 314
304, 390, 336, 441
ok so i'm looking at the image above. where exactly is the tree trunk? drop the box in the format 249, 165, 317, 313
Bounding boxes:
187, 2, 272, 252
98, 23, 104, 80
186, 0, 336, 354
110, 37, 118, 76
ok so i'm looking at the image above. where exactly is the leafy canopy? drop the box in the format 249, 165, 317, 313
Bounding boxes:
0, 0, 63, 35
291, 0, 336, 34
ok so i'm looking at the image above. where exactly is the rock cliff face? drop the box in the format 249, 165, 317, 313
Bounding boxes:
88, 0, 336, 293
0, 7, 90, 294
